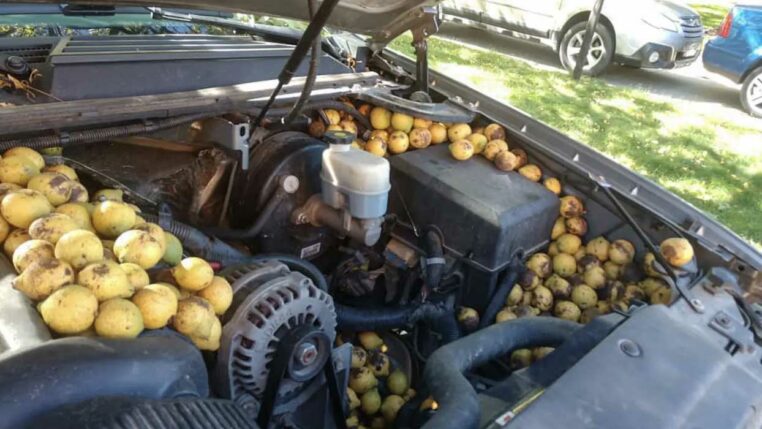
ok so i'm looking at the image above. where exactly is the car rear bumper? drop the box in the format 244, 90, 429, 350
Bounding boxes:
702, 39, 746, 84
703, 58, 743, 83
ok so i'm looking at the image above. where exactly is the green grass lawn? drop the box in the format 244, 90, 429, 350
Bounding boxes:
388, 34, 762, 248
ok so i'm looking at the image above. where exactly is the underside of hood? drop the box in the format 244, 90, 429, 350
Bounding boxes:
6, 0, 437, 43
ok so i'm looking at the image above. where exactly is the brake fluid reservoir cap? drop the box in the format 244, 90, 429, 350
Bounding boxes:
324, 130, 355, 151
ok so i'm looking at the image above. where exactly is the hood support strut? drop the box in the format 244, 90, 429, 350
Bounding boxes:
254, 0, 341, 127
409, 6, 440, 100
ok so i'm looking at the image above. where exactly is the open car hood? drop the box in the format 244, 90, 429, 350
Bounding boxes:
9, 0, 436, 43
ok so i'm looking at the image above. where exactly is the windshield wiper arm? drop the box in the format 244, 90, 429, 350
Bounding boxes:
145, 7, 347, 63
61, 5, 116, 16
145, 7, 253, 32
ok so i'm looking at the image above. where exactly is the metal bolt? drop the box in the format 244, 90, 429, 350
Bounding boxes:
716, 314, 731, 328
6, 56, 23, 68
295, 342, 318, 366
618, 339, 642, 358
691, 298, 705, 313
281, 175, 300, 194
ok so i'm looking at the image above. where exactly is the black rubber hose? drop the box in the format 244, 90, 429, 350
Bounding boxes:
245, 254, 458, 334
433, 304, 461, 344
0, 113, 209, 151
422, 318, 582, 429
239, 253, 458, 341
283, 0, 320, 127
142, 214, 246, 264
302, 101, 371, 130
253, 0, 341, 125
479, 258, 523, 329
420, 229, 460, 343
335, 301, 454, 331
261, 101, 371, 131
422, 228, 444, 290
204, 187, 286, 240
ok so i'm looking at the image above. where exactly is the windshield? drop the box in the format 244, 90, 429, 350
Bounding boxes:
0, 16, 238, 37
0, 5, 309, 38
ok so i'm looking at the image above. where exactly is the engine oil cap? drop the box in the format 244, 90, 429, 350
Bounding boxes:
323, 130, 355, 145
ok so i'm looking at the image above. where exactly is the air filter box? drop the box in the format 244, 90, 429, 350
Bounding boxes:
389, 144, 559, 309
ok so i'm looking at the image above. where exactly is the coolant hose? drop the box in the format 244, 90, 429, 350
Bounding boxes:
422, 317, 581, 429
142, 214, 246, 265
432, 300, 461, 344
422, 229, 445, 290
419, 228, 460, 342
479, 258, 523, 329
335, 301, 454, 331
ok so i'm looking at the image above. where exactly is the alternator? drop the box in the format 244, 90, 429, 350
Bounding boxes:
213, 261, 337, 401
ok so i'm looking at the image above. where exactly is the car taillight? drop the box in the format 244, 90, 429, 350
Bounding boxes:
719, 10, 733, 38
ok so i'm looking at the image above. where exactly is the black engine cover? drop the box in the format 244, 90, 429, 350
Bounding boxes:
0, 332, 208, 429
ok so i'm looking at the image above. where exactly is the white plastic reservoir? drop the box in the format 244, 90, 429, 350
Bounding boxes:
320, 142, 390, 220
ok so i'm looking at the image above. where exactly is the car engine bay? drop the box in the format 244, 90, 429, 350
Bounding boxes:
1, 19, 762, 429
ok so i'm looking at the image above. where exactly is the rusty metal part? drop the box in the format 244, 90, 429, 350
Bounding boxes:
195, 117, 251, 170
190, 157, 232, 225
291, 194, 383, 246
184, 149, 234, 225
385, 238, 419, 268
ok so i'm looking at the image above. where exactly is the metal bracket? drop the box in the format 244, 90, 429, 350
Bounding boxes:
708, 311, 755, 353
198, 117, 251, 170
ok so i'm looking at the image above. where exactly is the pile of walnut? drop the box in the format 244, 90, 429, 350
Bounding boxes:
343, 332, 416, 429
308, 99, 546, 180
0, 147, 232, 350
459, 190, 694, 368
314, 101, 695, 368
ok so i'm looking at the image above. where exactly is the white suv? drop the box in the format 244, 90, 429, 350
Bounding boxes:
441, 0, 704, 76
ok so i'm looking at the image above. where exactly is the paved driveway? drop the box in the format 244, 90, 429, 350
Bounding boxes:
437, 22, 761, 128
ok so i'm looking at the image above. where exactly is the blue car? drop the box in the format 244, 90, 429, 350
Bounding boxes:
703, 3, 762, 117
